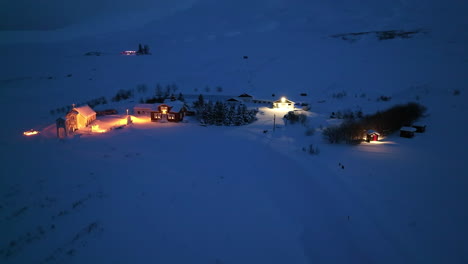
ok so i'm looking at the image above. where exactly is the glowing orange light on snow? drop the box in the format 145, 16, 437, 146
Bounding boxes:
23, 130, 39, 136
91, 125, 107, 133
129, 115, 150, 124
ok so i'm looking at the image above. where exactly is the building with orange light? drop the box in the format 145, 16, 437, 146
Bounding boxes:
150, 101, 187, 122
65, 105, 96, 132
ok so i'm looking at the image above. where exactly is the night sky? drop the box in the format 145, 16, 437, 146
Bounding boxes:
0, 0, 196, 30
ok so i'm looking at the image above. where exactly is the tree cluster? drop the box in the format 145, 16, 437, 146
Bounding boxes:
323, 102, 426, 144
330, 109, 363, 120
137, 44, 151, 55
144, 83, 182, 103
193, 95, 258, 126
284, 111, 307, 125
112, 89, 133, 102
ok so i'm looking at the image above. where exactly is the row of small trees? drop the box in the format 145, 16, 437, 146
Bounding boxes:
193, 95, 258, 126
323, 102, 426, 144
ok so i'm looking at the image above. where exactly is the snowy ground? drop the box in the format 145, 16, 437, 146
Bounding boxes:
1, 1, 468, 263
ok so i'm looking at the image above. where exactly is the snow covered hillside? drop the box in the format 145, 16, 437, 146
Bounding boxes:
1, 0, 468, 263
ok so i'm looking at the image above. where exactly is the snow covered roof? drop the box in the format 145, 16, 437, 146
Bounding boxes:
401, 126, 417, 132
412, 122, 426, 127
169, 101, 186, 112
238, 93, 253, 98
273, 98, 295, 104
134, 104, 155, 110
73, 105, 96, 118
366, 130, 380, 135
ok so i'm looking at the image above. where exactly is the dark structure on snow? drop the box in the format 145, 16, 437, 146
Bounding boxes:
412, 123, 426, 133
56, 118, 67, 138
400, 127, 417, 138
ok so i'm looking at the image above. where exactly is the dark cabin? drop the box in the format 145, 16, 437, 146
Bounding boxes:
400, 127, 417, 138
226, 98, 242, 104
150, 102, 186, 122
366, 130, 380, 142
412, 123, 426, 133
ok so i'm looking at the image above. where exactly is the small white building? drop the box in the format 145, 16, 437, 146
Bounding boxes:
66, 105, 96, 132
272, 97, 295, 110
133, 104, 156, 116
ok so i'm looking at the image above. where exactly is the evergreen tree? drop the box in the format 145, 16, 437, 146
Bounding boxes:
164, 85, 171, 99
224, 104, 235, 125
193, 94, 205, 113
233, 105, 245, 125
138, 43, 143, 54
143, 44, 150, 54
155, 84, 163, 102
177, 92, 185, 101
213, 101, 226, 125
202, 101, 214, 123
171, 83, 178, 93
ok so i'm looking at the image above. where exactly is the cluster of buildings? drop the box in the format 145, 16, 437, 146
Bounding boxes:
364, 123, 426, 143
226, 93, 296, 110
54, 94, 300, 138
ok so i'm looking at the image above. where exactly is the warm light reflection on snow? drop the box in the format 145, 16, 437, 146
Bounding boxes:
23, 130, 39, 136
362, 140, 395, 145
91, 125, 107, 133
128, 116, 150, 124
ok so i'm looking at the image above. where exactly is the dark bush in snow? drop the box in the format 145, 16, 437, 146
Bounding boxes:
332, 91, 347, 99
284, 111, 307, 125
377, 95, 392, 102
302, 144, 320, 155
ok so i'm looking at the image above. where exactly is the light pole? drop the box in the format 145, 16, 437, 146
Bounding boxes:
273, 114, 276, 132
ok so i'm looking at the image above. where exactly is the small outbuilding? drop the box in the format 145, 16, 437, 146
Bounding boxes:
66, 105, 96, 132
366, 130, 380, 142
56, 118, 67, 138
273, 97, 295, 110
400, 126, 417, 138
133, 104, 156, 116
412, 123, 426, 133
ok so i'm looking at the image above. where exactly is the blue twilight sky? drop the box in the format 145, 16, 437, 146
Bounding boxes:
0, 0, 198, 30
1, 0, 467, 44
